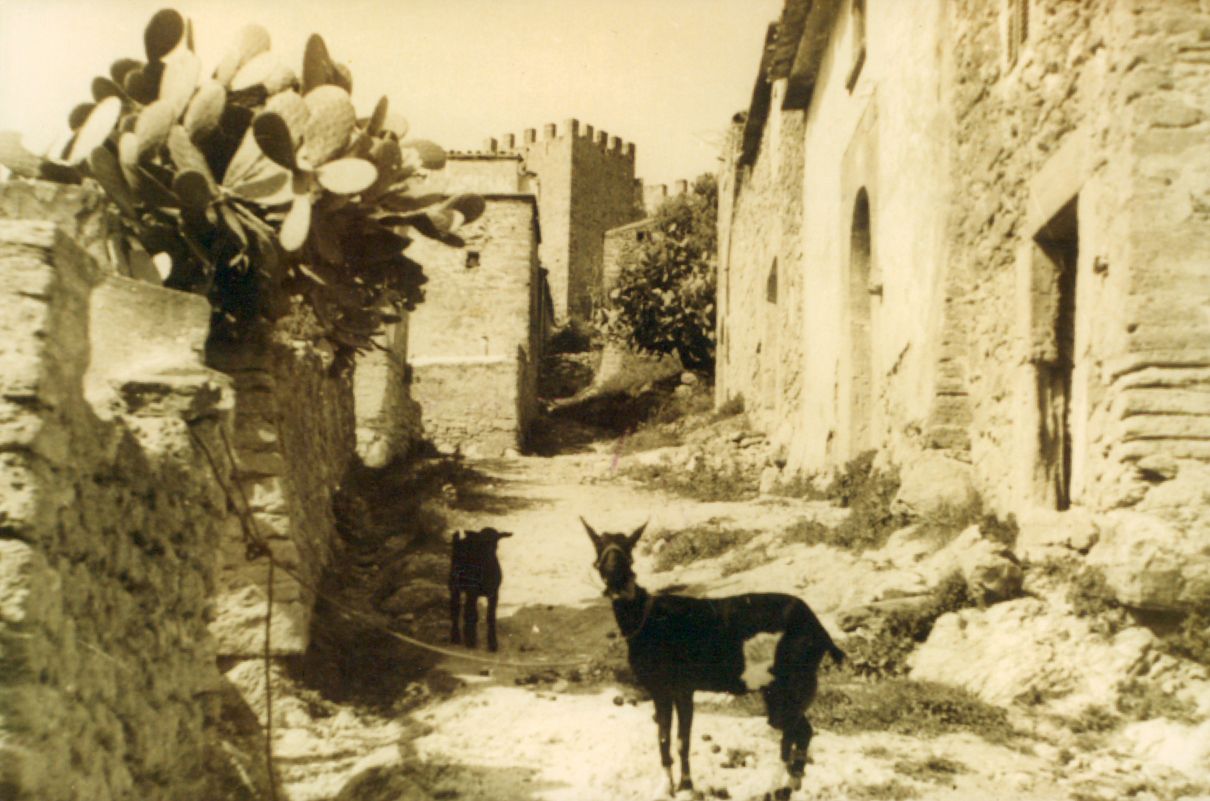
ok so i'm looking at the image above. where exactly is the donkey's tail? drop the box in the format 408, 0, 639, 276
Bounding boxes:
790, 597, 846, 666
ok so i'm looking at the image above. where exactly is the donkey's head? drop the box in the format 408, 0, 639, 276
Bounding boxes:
582, 517, 647, 601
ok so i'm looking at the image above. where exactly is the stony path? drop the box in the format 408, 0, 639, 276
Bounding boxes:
252, 446, 1200, 801
351, 450, 1074, 801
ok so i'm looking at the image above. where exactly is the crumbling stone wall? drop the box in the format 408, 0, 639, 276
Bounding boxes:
207, 320, 355, 657
0, 219, 234, 801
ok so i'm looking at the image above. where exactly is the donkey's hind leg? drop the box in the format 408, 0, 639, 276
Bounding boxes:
653, 693, 676, 797
782, 716, 813, 790
486, 592, 500, 652
673, 691, 695, 794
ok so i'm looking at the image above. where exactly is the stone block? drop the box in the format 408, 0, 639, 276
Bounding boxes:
1086, 510, 1210, 611
892, 451, 979, 517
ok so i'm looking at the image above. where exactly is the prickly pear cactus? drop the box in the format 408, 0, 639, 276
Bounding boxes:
0, 8, 484, 354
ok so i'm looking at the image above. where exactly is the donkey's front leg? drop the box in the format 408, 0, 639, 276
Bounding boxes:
653, 694, 675, 797
673, 691, 695, 795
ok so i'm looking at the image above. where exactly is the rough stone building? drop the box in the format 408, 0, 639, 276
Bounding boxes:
487, 120, 644, 325
718, 0, 1210, 532
406, 153, 550, 456
602, 178, 694, 294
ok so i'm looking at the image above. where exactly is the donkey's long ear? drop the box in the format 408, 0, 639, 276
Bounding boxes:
580, 517, 602, 550
626, 520, 648, 549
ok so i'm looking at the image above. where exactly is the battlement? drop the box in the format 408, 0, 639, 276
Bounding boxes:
488, 118, 637, 161
640, 177, 693, 214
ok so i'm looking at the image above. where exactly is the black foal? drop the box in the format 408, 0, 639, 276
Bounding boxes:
583, 518, 843, 798
449, 527, 511, 651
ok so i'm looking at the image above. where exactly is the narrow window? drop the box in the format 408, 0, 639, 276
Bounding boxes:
848, 190, 874, 457
846, 0, 867, 92
766, 259, 778, 304
1006, 0, 1030, 68
465, 250, 480, 269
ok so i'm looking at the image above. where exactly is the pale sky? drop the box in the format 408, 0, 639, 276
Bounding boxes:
0, 0, 783, 185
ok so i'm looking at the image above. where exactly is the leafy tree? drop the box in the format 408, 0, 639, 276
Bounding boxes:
0, 8, 482, 356
599, 173, 717, 372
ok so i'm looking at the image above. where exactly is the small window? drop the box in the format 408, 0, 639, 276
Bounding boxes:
465, 250, 480, 269
1006, 0, 1029, 68
636, 231, 646, 242
766, 260, 778, 304
846, 0, 866, 92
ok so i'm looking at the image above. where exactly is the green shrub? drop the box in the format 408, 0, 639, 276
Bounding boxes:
598, 174, 718, 371
1160, 607, 1210, 666
1066, 566, 1129, 636
844, 572, 977, 678
622, 459, 756, 503
812, 678, 1014, 743
644, 522, 760, 572
823, 451, 908, 551
1115, 679, 1197, 723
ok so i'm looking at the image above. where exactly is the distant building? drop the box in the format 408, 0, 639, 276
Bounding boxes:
406, 152, 550, 456
486, 121, 644, 326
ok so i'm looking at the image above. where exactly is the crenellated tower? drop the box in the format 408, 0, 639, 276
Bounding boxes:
485, 119, 643, 326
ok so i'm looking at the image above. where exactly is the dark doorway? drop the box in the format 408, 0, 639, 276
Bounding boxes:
1034, 197, 1078, 510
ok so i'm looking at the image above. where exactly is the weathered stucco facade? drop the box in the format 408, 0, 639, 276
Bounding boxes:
719, 0, 1210, 530
407, 168, 547, 456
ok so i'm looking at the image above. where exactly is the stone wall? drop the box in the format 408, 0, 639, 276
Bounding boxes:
943, 0, 1210, 523
410, 356, 529, 456
406, 195, 542, 454
207, 320, 355, 657
0, 219, 233, 801
717, 76, 808, 456
440, 153, 527, 194
602, 217, 654, 295
353, 320, 421, 468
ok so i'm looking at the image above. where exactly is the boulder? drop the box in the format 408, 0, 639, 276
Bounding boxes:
891, 451, 978, 517
1085, 510, 1210, 611
909, 598, 1159, 711
1014, 507, 1099, 563
927, 525, 1023, 603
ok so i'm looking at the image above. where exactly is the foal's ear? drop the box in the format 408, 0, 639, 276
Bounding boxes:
626, 521, 648, 549
580, 517, 602, 549
496, 530, 513, 539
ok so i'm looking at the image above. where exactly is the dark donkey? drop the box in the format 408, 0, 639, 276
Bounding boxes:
583, 518, 844, 799
449, 527, 512, 651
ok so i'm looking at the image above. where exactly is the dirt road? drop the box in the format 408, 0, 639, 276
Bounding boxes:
250, 445, 1202, 801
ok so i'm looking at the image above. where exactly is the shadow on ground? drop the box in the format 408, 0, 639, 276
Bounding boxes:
334, 760, 568, 801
